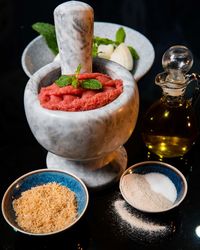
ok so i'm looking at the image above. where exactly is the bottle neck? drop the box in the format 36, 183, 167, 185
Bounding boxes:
161, 90, 193, 109
162, 93, 184, 104
156, 71, 188, 97
161, 84, 186, 97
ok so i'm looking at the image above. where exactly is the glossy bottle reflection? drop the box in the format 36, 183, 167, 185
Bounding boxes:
142, 96, 198, 158
142, 45, 199, 159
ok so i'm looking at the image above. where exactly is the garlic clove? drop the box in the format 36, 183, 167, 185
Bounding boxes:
97, 44, 114, 59
110, 43, 133, 71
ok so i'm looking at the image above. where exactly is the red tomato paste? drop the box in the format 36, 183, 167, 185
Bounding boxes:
39, 73, 123, 111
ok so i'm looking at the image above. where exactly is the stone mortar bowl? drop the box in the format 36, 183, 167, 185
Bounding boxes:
24, 57, 139, 189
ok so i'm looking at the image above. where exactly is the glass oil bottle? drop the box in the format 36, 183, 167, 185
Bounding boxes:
141, 45, 200, 159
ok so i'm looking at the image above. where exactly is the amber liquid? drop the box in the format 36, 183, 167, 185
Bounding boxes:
141, 97, 199, 158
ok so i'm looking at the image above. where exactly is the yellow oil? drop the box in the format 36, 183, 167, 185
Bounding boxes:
141, 97, 199, 158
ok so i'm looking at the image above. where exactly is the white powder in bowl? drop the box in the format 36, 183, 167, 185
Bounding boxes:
121, 173, 177, 212
144, 173, 177, 203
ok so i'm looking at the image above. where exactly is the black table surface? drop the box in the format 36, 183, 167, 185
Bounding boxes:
1, 0, 200, 249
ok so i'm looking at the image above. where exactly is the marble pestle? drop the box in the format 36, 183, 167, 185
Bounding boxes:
54, 1, 94, 74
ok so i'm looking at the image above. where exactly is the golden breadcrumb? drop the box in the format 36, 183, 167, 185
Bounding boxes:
12, 182, 77, 233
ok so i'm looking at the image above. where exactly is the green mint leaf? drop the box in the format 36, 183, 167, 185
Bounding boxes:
55, 75, 73, 87
71, 78, 79, 88
55, 65, 82, 88
93, 36, 116, 46
128, 46, 139, 60
81, 79, 102, 90
92, 42, 98, 57
32, 22, 58, 55
115, 27, 126, 44
75, 64, 82, 75
93, 36, 118, 58
72, 64, 82, 87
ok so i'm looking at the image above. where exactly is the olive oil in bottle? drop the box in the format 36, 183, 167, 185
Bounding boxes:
141, 45, 200, 159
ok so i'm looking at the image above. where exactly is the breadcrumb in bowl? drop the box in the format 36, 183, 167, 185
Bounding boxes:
1, 169, 89, 236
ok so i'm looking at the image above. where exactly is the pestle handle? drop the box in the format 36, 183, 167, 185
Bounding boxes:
54, 1, 94, 75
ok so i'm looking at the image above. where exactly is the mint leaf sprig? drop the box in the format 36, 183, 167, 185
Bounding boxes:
81, 79, 102, 90
55, 64, 102, 90
32, 22, 58, 55
115, 27, 126, 44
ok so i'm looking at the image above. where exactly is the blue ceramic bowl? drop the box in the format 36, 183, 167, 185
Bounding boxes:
119, 161, 188, 213
1, 169, 89, 235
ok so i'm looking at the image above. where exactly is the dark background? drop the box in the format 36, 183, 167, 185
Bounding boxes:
1, 0, 200, 249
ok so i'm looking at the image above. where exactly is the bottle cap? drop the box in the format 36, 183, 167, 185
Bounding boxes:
162, 45, 193, 83
156, 45, 194, 96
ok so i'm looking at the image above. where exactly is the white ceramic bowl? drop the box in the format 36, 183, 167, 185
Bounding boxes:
120, 161, 188, 213
21, 22, 155, 80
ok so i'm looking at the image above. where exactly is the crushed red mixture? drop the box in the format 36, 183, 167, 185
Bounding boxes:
38, 73, 123, 111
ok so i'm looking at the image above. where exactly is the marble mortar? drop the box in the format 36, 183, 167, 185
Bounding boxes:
24, 57, 139, 188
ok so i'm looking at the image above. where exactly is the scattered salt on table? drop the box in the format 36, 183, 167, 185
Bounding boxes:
114, 199, 167, 232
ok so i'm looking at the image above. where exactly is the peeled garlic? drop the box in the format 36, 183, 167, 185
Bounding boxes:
97, 44, 114, 59
110, 43, 133, 71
